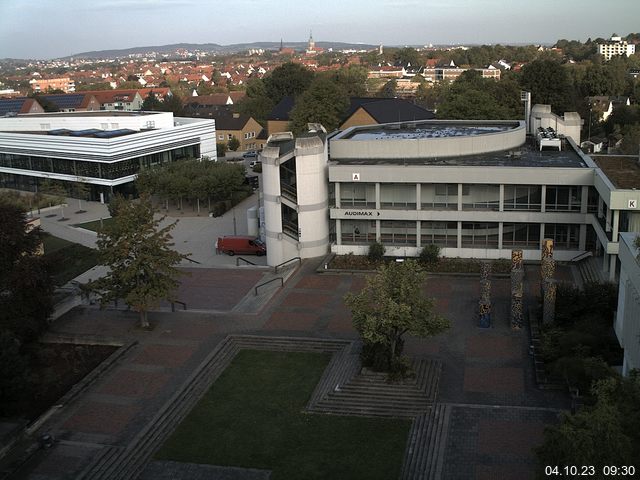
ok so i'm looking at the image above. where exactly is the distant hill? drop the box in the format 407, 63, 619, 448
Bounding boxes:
68, 41, 380, 59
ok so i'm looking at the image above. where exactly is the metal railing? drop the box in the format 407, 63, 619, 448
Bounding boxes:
236, 257, 257, 266
254, 277, 283, 295
274, 256, 301, 274
569, 251, 593, 263
171, 300, 187, 312
184, 257, 202, 265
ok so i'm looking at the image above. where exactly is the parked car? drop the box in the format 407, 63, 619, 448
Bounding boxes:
216, 236, 266, 256
249, 160, 261, 168
243, 151, 258, 159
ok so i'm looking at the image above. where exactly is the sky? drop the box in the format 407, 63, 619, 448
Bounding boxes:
0, 0, 639, 59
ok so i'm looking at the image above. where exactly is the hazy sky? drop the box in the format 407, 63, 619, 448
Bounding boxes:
0, 0, 638, 59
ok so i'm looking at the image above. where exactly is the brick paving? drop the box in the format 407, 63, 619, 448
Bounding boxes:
15, 261, 571, 480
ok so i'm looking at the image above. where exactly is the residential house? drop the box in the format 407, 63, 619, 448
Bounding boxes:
214, 112, 263, 151
37, 93, 101, 112
29, 77, 76, 93
82, 90, 145, 111
0, 97, 45, 116
339, 98, 435, 130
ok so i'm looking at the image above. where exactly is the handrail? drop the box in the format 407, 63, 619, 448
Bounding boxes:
184, 257, 202, 265
569, 251, 593, 263
274, 256, 301, 273
171, 300, 187, 312
255, 277, 283, 295
236, 257, 257, 266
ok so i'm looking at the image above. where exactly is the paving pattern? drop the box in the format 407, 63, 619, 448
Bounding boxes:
9, 261, 571, 480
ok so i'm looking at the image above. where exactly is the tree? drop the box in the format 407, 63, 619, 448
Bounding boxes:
236, 78, 275, 126
76, 82, 112, 91
344, 260, 450, 375
89, 196, 189, 328
227, 136, 240, 151
520, 59, 575, 113
264, 62, 314, 104
72, 179, 90, 212
141, 91, 163, 111
378, 79, 397, 98
216, 142, 227, 157
393, 47, 421, 67
535, 375, 639, 476
0, 201, 53, 343
289, 76, 350, 133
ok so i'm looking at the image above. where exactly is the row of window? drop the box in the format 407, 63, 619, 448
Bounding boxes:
336, 183, 596, 213
339, 220, 582, 250
0, 146, 198, 180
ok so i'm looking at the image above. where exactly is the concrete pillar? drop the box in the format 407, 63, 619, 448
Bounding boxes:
416, 183, 421, 210
376, 219, 381, 242
579, 224, 587, 251
457, 184, 463, 211
598, 196, 603, 218
498, 222, 503, 250
606, 207, 612, 232
375, 183, 380, 210
457, 221, 462, 249
603, 252, 609, 273
336, 219, 342, 245
499, 184, 505, 212
540, 185, 546, 213
609, 254, 617, 282
612, 210, 620, 240
416, 220, 421, 248
580, 185, 589, 214
335, 182, 341, 208
539, 223, 545, 250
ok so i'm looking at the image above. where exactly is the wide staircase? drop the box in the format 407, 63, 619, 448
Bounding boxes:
576, 256, 606, 284
307, 354, 442, 418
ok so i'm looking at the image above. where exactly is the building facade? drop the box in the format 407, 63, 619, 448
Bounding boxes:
0, 111, 216, 202
29, 77, 76, 93
615, 232, 640, 375
598, 36, 636, 61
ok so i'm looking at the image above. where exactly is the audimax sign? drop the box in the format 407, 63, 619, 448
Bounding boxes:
344, 211, 381, 216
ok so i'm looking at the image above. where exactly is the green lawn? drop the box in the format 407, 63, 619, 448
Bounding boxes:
42, 234, 99, 286
156, 350, 411, 480
73, 217, 114, 232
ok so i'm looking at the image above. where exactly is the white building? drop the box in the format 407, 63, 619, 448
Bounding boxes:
259, 107, 640, 284
598, 36, 636, 61
0, 111, 216, 202
615, 232, 640, 375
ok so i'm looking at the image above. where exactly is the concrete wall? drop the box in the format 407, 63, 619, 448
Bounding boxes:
331, 120, 526, 160
615, 232, 640, 375
530, 104, 582, 144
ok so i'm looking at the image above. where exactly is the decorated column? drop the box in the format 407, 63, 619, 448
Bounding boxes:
479, 262, 492, 328
540, 238, 557, 324
510, 249, 524, 329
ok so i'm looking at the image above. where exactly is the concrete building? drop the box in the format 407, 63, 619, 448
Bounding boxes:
0, 111, 216, 202
615, 232, 640, 375
258, 107, 640, 282
260, 127, 330, 266
598, 36, 636, 61
29, 77, 76, 94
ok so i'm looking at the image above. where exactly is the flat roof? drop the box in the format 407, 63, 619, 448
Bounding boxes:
330, 136, 588, 169
593, 156, 640, 189
345, 123, 515, 141
18, 110, 160, 118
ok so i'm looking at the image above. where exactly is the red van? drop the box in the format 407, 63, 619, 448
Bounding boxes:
216, 236, 266, 256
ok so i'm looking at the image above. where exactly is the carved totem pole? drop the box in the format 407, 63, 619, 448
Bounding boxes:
510, 249, 524, 329
479, 261, 492, 327
541, 238, 557, 324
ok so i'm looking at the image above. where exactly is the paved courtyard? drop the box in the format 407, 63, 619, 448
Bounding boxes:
8, 259, 570, 479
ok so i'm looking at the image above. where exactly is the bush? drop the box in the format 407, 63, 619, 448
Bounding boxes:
0, 332, 29, 401
367, 242, 385, 262
419, 244, 440, 265
216, 142, 227, 157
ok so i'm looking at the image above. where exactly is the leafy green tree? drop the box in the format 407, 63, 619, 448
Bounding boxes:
236, 78, 275, 126
89, 196, 189, 328
72, 180, 90, 212
0, 331, 29, 403
619, 124, 640, 155
535, 375, 639, 477
393, 47, 421, 67
76, 82, 112, 91
216, 142, 227, 157
0, 201, 53, 343
344, 260, 450, 373
289, 76, 349, 133
520, 59, 575, 113
264, 62, 314, 104
378, 79, 397, 98
227, 136, 240, 151
160, 94, 184, 116
141, 91, 163, 111
327, 65, 368, 97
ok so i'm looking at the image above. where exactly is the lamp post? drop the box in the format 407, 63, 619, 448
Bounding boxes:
588, 108, 592, 142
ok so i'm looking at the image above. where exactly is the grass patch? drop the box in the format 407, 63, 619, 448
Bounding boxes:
156, 350, 411, 480
73, 217, 114, 232
42, 234, 99, 285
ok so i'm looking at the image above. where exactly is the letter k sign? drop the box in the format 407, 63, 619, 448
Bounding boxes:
629, 199, 637, 209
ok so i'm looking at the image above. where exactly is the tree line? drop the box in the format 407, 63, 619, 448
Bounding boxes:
135, 159, 251, 215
